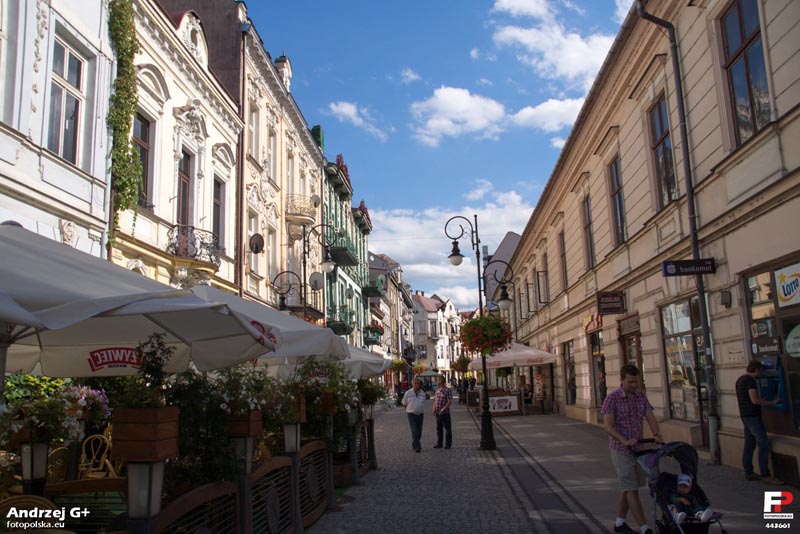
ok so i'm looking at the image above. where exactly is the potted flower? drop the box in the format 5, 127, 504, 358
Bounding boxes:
363, 321, 384, 345
356, 379, 384, 407
111, 333, 179, 463
459, 313, 513, 356
65, 385, 111, 434
215, 364, 264, 438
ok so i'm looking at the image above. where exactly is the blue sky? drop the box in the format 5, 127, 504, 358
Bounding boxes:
251, 0, 634, 311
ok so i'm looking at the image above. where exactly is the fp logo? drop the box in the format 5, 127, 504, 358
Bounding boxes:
764, 491, 794, 519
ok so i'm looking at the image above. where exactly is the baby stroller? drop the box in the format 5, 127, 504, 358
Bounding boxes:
634, 440, 728, 534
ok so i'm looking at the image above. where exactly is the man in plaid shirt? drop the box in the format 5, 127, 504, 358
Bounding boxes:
602, 364, 662, 534
433, 375, 453, 449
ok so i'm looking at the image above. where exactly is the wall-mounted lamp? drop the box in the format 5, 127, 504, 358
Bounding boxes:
720, 289, 732, 309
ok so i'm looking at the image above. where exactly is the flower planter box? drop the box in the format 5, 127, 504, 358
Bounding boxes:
363, 329, 382, 345
328, 321, 354, 336
111, 406, 179, 462
287, 395, 307, 423
319, 393, 337, 416
225, 409, 263, 437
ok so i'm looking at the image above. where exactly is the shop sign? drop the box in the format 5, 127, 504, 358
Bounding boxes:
583, 312, 602, 332
662, 258, 716, 277
774, 262, 800, 308
618, 314, 640, 336
597, 291, 626, 315
751, 336, 781, 356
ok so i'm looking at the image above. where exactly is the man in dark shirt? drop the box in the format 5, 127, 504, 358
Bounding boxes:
735, 360, 783, 484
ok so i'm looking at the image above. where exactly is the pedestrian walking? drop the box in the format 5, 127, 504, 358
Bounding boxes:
402, 377, 426, 452
601, 364, 663, 534
735, 360, 783, 484
433, 375, 453, 449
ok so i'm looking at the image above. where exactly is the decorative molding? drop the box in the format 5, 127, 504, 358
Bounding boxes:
126, 257, 147, 275
59, 219, 76, 246
628, 53, 668, 101
569, 171, 590, 194
137, 63, 171, 109
593, 126, 620, 157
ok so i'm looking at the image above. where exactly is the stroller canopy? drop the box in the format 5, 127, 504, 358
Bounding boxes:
641, 442, 699, 480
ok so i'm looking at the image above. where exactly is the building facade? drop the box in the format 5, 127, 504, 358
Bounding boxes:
112, 1, 243, 288
508, 0, 800, 479
0, 0, 113, 255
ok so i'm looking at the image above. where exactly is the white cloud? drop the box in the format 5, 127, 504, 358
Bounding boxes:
400, 67, 421, 84
409, 86, 506, 147
494, 24, 614, 91
469, 48, 497, 62
614, 0, 635, 24
491, 0, 552, 20
470, 48, 480, 60
550, 136, 566, 149
510, 97, 583, 132
476, 78, 493, 87
464, 179, 494, 201
368, 187, 533, 311
328, 101, 389, 142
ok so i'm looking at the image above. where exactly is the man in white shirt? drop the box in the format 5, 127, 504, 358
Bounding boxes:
402, 378, 426, 452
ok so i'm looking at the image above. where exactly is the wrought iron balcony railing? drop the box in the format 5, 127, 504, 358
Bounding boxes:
166, 225, 220, 267
285, 194, 317, 224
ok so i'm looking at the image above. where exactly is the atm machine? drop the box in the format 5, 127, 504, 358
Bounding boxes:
756, 354, 789, 412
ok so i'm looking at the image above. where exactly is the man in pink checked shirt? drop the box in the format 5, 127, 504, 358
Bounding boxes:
602, 364, 663, 534
433, 375, 452, 449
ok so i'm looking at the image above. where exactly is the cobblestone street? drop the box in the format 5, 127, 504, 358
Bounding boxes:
309, 400, 539, 534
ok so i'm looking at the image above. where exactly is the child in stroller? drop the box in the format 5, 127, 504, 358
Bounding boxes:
668, 474, 714, 525
634, 440, 728, 534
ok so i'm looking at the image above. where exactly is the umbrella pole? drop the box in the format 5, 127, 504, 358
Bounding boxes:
0, 338, 8, 402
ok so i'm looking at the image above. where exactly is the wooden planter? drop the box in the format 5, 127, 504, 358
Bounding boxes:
111, 406, 179, 462
225, 409, 263, 437
319, 393, 337, 416
287, 395, 307, 423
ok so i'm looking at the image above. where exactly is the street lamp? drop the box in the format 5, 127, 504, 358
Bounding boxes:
444, 214, 496, 450
271, 223, 341, 318
484, 259, 515, 323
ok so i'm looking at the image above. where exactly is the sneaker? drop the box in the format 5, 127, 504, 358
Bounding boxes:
763, 476, 785, 485
699, 508, 714, 521
745, 473, 761, 481
613, 523, 637, 534
674, 512, 686, 525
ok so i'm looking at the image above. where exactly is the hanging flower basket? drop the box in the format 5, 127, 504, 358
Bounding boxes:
459, 314, 513, 355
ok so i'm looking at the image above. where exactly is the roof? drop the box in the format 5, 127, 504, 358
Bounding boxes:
413, 293, 444, 313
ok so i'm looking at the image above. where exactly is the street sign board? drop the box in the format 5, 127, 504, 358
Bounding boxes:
597, 291, 626, 315
662, 258, 716, 277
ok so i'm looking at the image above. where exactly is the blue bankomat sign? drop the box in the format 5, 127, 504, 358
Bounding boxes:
662, 258, 716, 277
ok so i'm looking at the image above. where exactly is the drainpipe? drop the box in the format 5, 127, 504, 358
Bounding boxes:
235, 24, 250, 296
636, 2, 719, 464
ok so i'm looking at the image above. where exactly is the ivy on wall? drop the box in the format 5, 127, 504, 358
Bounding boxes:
107, 0, 141, 238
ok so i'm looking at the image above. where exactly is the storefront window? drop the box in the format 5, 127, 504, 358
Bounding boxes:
745, 265, 800, 436
590, 331, 606, 406
564, 340, 576, 405
662, 298, 707, 422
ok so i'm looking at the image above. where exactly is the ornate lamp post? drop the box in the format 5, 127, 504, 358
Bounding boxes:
484, 259, 515, 334
271, 223, 338, 318
444, 214, 496, 450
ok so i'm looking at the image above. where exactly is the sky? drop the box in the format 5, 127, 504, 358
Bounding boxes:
250, 0, 635, 312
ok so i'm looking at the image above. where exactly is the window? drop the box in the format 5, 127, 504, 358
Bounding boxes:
286, 154, 295, 193
133, 113, 152, 209
47, 38, 84, 164
608, 155, 627, 246
247, 211, 259, 274
536, 253, 550, 305
268, 130, 277, 180
559, 231, 568, 292
564, 340, 576, 405
582, 196, 595, 269
661, 297, 707, 422
721, 0, 770, 145
429, 320, 437, 336
590, 331, 606, 406
247, 106, 258, 157
650, 95, 678, 207
213, 177, 224, 251
267, 228, 277, 280
177, 150, 192, 226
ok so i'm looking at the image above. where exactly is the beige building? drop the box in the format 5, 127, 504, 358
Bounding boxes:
507, 0, 800, 481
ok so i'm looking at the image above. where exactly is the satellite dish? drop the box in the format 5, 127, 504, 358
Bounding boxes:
311, 194, 321, 208
309, 272, 324, 291
249, 233, 264, 254
345, 287, 354, 299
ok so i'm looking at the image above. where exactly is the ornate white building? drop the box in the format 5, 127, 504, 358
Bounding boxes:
0, 0, 114, 255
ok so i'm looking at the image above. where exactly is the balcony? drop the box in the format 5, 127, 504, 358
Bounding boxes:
327, 307, 355, 336
363, 327, 382, 346
285, 194, 317, 226
327, 232, 358, 267
166, 225, 220, 267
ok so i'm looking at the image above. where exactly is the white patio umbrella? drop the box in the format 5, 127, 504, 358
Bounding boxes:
467, 343, 557, 370
0, 223, 274, 391
264, 345, 389, 381
190, 285, 349, 363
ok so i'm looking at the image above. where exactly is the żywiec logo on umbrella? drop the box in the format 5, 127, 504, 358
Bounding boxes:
88, 347, 141, 371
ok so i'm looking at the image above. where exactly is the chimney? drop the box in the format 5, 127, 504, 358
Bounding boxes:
275, 55, 292, 92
